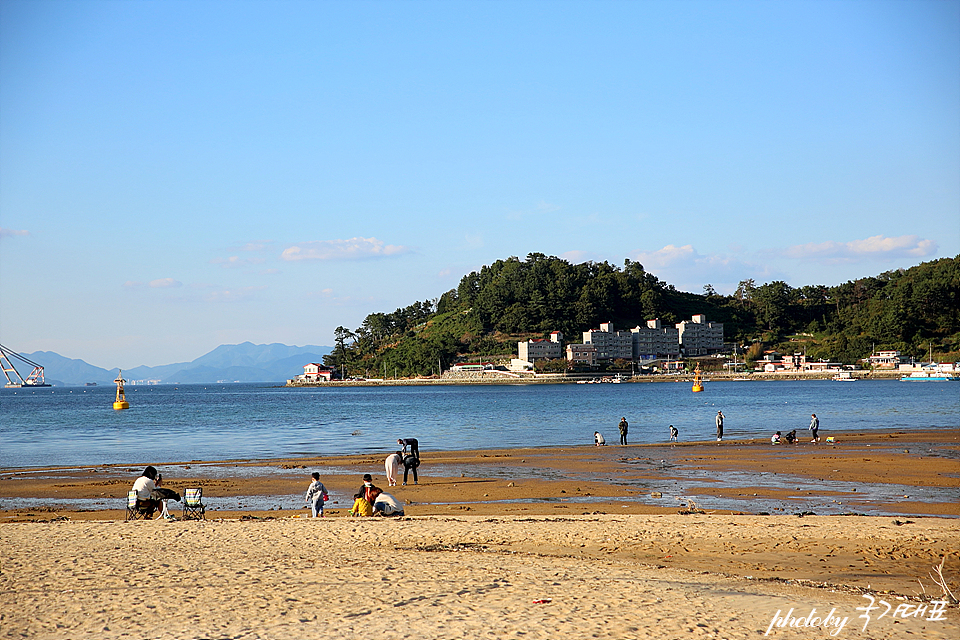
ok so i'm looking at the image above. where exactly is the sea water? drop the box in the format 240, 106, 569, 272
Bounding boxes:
1, 380, 957, 469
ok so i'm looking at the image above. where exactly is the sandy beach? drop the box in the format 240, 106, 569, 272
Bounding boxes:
2, 430, 958, 638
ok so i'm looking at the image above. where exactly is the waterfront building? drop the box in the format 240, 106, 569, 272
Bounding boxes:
582, 322, 633, 361
518, 331, 564, 362
295, 363, 336, 383
567, 344, 598, 366
630, 319, 680, 359
676, 314, 724, 356
866, 350, 907, 368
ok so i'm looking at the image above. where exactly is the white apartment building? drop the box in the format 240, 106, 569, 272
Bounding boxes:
630, 319, 680, 359
518, 331, 564, 361
676, 314, 724, 356
583, 322, 633, 361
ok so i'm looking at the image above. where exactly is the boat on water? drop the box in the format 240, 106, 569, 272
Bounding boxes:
832, 371, 857, 381
900, 370, 958, 382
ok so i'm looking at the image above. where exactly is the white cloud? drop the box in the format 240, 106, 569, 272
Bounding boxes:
240, 241, 274, 252
559, 250, 599, 264
211, 255, 266, 268
122, 281, 144, 289
0, 227, 29, 238
629, 245, 776, 294
204, 286, 265, 302
306, 288, 376, 306
463, 233, 484, 249
281, 237, 409, 262
784, 235, 938, 262
632, 244, 696, 268
149, 278, 182, 288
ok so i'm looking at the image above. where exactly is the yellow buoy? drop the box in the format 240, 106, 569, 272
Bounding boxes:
113, 370, 129, 410
691, 363, 704, 393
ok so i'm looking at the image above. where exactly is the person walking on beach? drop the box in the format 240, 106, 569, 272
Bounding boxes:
715, 411, 724, 442
398, 438, 420, 460
384, 451, 402, 486
402, 453, 420, 485
809, 413, 820, 443
618, 417, 629, 445
669, 425, 679, 442
594, 431, 606, 446
304, 472, 329, 518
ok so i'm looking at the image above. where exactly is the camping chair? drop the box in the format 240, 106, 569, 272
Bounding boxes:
124, 490, 153, 521
181, 487, 206, 520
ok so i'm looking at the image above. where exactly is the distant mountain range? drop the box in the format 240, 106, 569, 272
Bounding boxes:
17, 342, 333, 386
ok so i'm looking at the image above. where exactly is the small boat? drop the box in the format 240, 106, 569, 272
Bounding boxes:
900, 370, 958, 382
832, 372, 857, 381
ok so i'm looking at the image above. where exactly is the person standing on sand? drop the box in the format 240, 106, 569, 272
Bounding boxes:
809, 413, 820, 443
402, 453, 420, 485
594, 431, 605, 446
618, 417, 629, 445
669, 425, 678, 442
398, 438, 420, 460
385, 451, 402, 486
716, 411, 724, 442
304, 472, 329, 518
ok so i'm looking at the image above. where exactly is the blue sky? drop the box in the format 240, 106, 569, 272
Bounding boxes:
1, 0, 958, 368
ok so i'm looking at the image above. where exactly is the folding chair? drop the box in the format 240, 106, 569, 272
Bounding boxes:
181, 487, 206, 520
124, 490, 153, 521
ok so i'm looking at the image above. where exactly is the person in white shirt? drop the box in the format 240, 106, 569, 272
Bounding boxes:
131, 466, 178, 519
372, 492, 404, 517
384, 451, 402, 486
594, 431, 605, 446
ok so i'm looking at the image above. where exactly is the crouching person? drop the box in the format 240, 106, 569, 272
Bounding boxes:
372, 492, 404, 517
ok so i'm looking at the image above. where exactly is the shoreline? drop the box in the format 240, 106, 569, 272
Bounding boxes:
3, 429, 957, 521
3, 431, 958, 639
284, 370, 909, 387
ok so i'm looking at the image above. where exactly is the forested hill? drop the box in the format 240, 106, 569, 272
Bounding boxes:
324, 254, 960, 376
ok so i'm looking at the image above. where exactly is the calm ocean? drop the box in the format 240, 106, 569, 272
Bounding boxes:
1, 380, 957, 469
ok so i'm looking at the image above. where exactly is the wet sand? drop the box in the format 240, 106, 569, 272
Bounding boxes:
2, 430, 958, 639
3, 429, 957, 519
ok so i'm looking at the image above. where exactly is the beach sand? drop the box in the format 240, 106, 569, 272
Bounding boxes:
2, 430, 958, 638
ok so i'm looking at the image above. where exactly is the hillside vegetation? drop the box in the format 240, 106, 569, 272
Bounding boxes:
324, 254, 960, 376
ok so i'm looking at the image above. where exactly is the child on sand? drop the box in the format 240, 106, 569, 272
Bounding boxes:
349, 496, 373, 517
304, 472, 329, 518
594, 431, 605, 446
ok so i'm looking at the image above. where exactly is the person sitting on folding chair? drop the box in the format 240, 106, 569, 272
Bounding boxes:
132, 466, 179, 519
